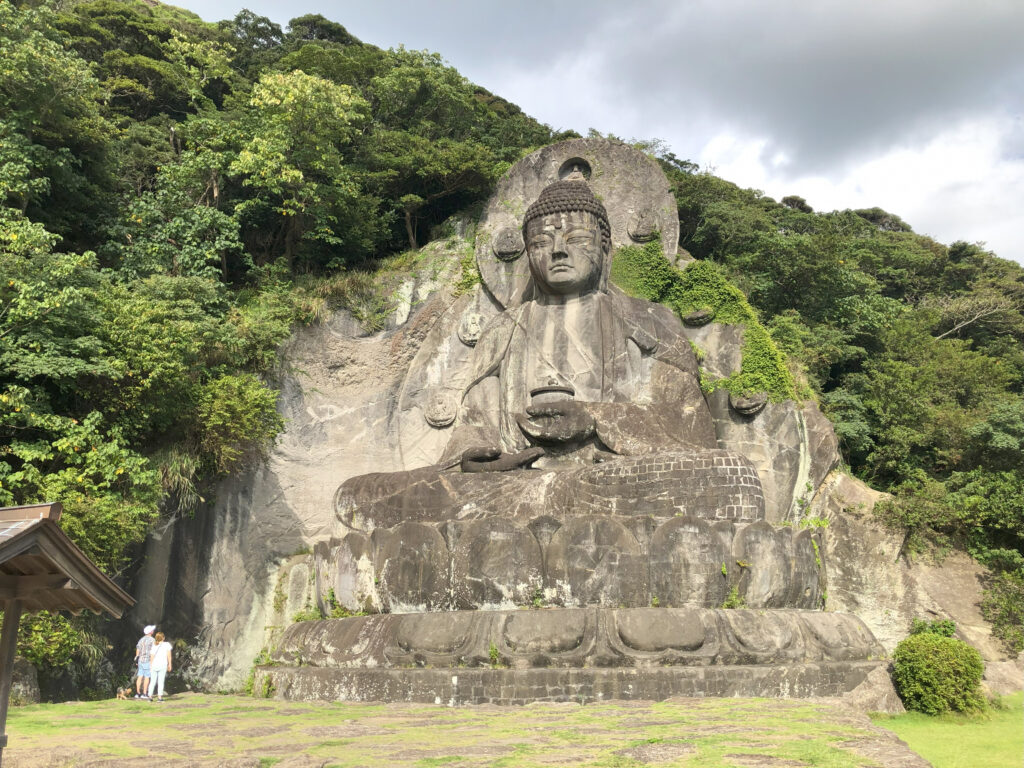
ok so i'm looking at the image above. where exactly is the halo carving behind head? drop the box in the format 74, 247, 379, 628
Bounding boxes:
475, 138, 682, 308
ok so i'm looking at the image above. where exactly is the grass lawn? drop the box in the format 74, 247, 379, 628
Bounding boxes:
871, 691, 1023, 768
3, 693, 927, 767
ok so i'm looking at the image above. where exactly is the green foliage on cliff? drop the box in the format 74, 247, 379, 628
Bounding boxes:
612, 242, 796, 401
672, 260, 757, 326
658, 162, 1024, 655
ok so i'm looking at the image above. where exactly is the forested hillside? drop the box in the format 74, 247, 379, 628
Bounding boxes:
2, 0, 1020, 688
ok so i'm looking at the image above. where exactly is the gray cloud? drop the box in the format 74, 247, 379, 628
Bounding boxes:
586, 1, 1024, 175
177, 1, 1024, 173
161, 0, 1024, 260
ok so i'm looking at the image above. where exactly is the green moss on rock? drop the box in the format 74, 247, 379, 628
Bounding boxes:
453, 245, 481, 297
611, 243, 797, 402
610, 240, 677, 302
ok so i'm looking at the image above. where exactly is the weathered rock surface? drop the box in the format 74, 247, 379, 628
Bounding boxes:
257, 662, 886, 706
11, 657, 39, 706
316, 515, 824, 613
132, 239, 469, 690
135, 138, 1019, 702
682, 322, 842, 522
269, 608, 883, 669
811, 470, 1024, 692
257, 607, 885, 705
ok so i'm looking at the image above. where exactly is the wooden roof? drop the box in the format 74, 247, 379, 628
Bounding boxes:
0, 504, 133, 618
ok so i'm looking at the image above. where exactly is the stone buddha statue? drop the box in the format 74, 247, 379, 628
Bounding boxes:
334, 172, 766, 533
265, 142, 875, 705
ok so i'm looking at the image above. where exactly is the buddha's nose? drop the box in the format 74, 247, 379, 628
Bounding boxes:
552, 232, 568, 258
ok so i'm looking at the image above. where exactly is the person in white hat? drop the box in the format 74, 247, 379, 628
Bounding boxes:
134, 625, 156, 699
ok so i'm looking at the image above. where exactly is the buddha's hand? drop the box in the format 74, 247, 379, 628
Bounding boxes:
461, 445, 546, 473
516, 401, 597, 444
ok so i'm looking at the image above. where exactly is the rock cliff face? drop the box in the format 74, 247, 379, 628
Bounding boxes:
133, 238, 472, 689
134, 144, 1020, 697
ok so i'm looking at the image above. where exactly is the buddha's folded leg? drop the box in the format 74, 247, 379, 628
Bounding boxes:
335, 467, 530, 531
565, 449, 765, 522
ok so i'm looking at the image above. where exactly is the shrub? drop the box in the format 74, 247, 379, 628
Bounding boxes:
980, 568, 1024, 657
197, 373, 283, 474
909, 617, 956, 638
891, 633, 985, 715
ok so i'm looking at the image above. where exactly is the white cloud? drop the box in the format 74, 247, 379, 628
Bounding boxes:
697, 116, 1024, 261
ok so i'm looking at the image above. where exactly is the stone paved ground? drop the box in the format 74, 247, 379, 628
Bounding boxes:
4, 693, 930, 767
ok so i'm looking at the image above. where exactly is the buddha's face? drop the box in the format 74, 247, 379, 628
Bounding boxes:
525, 211, 605, 296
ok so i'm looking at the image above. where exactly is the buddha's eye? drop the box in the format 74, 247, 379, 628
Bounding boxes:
530, 236, 552, 248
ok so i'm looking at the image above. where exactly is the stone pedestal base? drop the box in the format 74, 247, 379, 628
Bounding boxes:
258, 607, 885, 704
255, 661, 886, 705
319, 516, 825, 614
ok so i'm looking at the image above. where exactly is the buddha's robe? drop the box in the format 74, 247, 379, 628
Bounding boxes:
439, 288, 718, 465
335, 286, 766, 532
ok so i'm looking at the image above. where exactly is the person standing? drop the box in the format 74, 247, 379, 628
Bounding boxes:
147, 631, 172, 702
133, 625, 155, 699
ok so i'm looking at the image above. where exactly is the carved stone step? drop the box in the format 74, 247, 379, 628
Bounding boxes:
269, 607, 882, 671
255, 662, 887, 705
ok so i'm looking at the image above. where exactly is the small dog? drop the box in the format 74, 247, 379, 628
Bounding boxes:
116, 687, 131, 700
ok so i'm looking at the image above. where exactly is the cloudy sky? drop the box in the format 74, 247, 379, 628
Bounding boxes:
172, 0, 1024, 263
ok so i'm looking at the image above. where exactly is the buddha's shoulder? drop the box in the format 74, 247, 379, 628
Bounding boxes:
607, 287, 684, 335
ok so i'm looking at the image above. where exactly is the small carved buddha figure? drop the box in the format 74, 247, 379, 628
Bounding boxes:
335, 173, 765, 530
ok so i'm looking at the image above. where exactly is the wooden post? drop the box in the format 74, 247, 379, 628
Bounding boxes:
0, 599, 24, 768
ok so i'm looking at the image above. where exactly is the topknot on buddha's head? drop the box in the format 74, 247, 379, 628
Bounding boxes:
522, 170, 611, 252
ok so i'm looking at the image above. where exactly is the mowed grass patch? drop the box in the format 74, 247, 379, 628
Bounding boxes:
871, 690, 1023, 768
5, 693, 925, 767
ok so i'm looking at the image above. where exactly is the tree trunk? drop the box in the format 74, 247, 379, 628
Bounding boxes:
404, 208, 417, 250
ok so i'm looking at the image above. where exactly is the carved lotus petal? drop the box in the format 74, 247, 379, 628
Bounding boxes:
729, 391, 768, 417
682, 308, 714, 327
503, 610, 586, 654
616, 608, 705, 652
395, 613, 470, 654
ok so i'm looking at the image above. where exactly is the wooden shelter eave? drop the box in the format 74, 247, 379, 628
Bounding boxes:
0, 506, 133, 619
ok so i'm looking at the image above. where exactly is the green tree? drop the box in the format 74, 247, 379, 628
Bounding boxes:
284, 14, 359, 48
218, 9, 284, 76
230, 70, 376, 267
109, 112, 245, 280
0, 2, 114, 246
361, 130, 501, 248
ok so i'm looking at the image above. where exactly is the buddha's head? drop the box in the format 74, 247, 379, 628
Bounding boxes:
522, 171, 611, 297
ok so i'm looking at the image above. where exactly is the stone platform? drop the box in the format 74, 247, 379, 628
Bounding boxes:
256, 662, 886, 705
257, 607, 886, 704
317, 516, 826, 614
